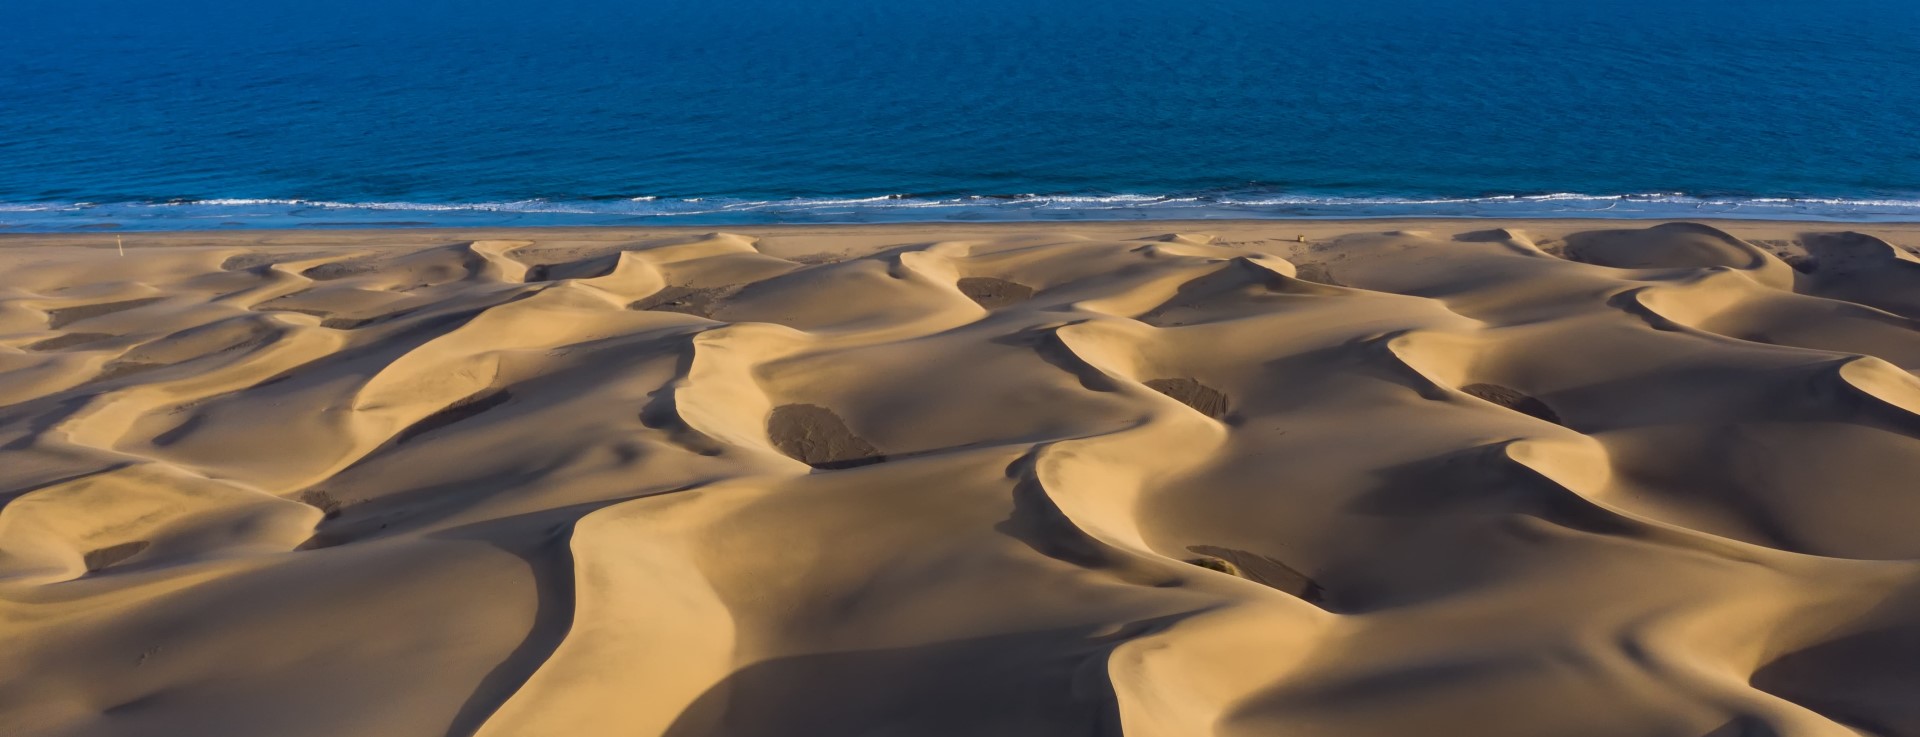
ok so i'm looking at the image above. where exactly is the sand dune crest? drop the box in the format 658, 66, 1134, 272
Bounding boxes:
1, 221, 1918, 736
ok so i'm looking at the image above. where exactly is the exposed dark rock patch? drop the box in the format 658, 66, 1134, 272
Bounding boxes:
768, 404, 884, 469
1185, 545, 1323, 602
1460, 383, 1562, 424
956, 277, 1034, 310
1145, 378, 1229, 419
392, 390, 513, 446
84, 540, 150, 572
27, 332, 114, 351
630, 285, 736, 318
46, 297, 166, 329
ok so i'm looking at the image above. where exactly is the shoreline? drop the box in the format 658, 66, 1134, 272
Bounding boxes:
6, 192, 1920, 234
6, 217, 1918, 257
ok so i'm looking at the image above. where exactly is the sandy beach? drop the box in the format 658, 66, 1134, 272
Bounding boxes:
4, 218, 1920, 737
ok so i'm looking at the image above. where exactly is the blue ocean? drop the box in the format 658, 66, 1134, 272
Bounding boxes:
3, 0, 1918, 231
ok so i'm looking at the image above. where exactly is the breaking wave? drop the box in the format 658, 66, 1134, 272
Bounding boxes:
3, 191, 1918, 231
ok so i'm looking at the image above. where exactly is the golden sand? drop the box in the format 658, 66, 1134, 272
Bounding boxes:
3, 220, 1919, 736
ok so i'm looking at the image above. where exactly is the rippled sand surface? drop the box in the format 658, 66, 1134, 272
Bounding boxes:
4, 220, 1920, 737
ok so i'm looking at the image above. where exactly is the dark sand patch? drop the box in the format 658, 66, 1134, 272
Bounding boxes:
768, 404, 884, 469
1800, 231, 1916, 276
956, 277, 1034, 310
1452, 229, 1521, 243
46, 297, 166, 329
525, 254, 622, 282
220, 251, 335, 271
93, 361, 165, 383
1145, 378, 1229, 419
299, 489, 345, 520
256, 305, 332, 320
629, 285, 737, 318
789, 252, 849, 266
320, 316, 378, 330
27, 332, 114, 351
1461, 383, 1562, 424
84, 540, 150, 572
1291, 263, 1345, 287
301, 259, 380, 281
1185, 545, 1322, 602
392, 390, 513, 446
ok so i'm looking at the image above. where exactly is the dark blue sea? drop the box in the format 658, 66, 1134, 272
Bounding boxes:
4, 0, 1919, 231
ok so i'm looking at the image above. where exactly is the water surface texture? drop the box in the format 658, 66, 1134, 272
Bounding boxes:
3, 0, 1918, 229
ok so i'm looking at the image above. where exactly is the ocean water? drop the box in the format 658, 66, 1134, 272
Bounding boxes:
3, 0, 1918, 231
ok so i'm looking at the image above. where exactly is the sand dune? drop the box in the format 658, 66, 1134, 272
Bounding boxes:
3, 220, 1920, 736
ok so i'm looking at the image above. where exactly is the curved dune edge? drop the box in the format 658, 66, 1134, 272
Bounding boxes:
1, 222, 1919, 736
468, 484, 745, 737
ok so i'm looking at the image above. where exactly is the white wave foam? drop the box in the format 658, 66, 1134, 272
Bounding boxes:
4, 191, 1919, 230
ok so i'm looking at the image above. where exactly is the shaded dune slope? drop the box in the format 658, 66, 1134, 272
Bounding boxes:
1, 223, 1919, 736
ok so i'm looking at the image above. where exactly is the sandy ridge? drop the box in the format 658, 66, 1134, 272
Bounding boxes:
0, 221, 1918, 736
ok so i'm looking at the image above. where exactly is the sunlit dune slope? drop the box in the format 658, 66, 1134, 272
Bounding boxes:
3, 220, 1920, 737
